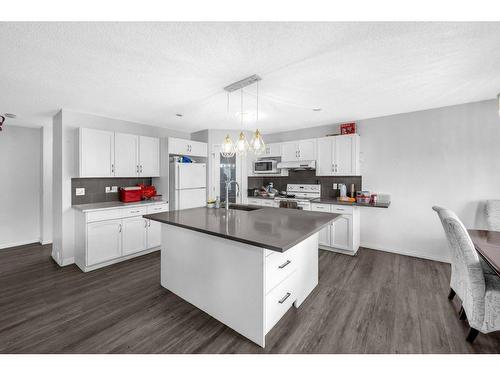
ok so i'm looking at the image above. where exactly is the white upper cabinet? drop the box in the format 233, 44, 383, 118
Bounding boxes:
139, 136, 160, 177
281, 139, 316, 162
79, 128, 115, 177
114, 132, 139, 177
168, 137, 208, 157
78, 128, 160, 178
316, 134, 360, 176
263, 143, 282, 157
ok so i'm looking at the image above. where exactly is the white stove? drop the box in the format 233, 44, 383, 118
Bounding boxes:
274, 184, 321, 210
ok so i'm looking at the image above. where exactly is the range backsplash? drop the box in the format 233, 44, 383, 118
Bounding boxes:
71, 177, 153, 205
248, 170, 362, 199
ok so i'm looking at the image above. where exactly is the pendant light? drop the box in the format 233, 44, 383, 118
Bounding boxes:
234, 89, 250, 156
221, 74, 265, 157
250, 81, 266, 155
221, 93, 235, 157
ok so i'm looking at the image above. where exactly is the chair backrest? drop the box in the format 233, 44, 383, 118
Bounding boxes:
432, 206, 485, 328
485, 200, 500, 231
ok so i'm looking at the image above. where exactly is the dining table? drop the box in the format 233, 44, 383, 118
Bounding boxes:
467, 229, 500, 277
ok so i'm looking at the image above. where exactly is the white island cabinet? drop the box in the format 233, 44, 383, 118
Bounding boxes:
74, 201, 168, 272
146, 206, 337, 348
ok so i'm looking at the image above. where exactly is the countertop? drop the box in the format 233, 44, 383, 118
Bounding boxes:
73, 200, 168, 212
311, 198, 391, 208
247, 195, 390, 208
144, 206, 338, 252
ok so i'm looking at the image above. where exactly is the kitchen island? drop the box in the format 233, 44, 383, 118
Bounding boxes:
144, 206, 338, 347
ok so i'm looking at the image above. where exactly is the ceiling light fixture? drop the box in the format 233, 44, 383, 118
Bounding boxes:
312, 108, 322, 112
222, 75, 265, 157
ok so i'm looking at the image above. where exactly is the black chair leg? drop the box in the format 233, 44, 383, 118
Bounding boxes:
448, 288, 456, 300
459, 306, 467, 320
466, 328, 479, 343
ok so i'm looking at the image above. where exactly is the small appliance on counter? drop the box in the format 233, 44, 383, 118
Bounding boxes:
356, 191, 371, 204
119, 186, 142, 203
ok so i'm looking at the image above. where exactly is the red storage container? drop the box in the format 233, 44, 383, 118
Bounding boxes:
119, 187, 142, 203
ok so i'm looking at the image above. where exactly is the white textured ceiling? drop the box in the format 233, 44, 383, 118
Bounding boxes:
1, 22, 499, 132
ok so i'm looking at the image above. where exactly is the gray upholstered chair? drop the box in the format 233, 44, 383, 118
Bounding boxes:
485, 200, 500, 231
432, 206, 500, 343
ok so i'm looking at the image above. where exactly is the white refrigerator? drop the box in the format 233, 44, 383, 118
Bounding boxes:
169, 162, 207, 210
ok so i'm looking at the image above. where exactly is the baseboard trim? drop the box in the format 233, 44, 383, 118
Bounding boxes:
0, 239, 41, 250
41, 240, 53, 245
360, 243, 451, 264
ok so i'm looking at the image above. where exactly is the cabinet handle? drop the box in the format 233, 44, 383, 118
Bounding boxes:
145, 220, 148, 228
278, 292, 291, 304
130, 210, 140, 213
118, 224, 122, 233
136, 165, 139, 173
111, 164, 115, 174
278, 260, 291, 269
337, 208, 344, 211
148, 220, 151, 227
140, 165, 143, 173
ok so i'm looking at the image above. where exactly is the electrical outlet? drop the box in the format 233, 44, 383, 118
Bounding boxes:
333, 183, 338, 189
105, 186, 112, 193
111, 186, 118, 193
75, 188, 85, 196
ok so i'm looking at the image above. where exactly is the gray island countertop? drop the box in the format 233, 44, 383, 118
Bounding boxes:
144, 206, 338, 252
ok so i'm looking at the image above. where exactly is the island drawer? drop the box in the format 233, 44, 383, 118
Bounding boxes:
265, 249, 297, 294
265, 272, 296, 334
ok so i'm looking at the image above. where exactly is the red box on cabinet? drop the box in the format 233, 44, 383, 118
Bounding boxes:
340, 122, 356, 135
119, 187, 142, 203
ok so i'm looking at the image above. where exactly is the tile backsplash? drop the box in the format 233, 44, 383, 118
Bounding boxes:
248, 170, 362, 199
72, 177, 153, 205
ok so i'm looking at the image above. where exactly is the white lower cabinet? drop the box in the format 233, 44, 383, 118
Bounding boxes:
87, 219, 122, 266
122, 216, 148, 256
311, 203, 360, 255
75, 202, 169, 272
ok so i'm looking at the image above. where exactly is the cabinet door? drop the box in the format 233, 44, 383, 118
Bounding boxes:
335, 135, 357, 176
297, 139, 316, 160
147, 219, 162, 249
122, 216, 147, 255
79, 128, 115, 177
311, 203, 331, 246
114, 133, 139, 177
265, 143, 282, 157
281, 142, 298, 162
139, 136, 160, 177
87, 219, 122, 266
189, 141, 208, 157
316, 137, 334, 176
331, 215, 353, 250
168, 137, 189, 155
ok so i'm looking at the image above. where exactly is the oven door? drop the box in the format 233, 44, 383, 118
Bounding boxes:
253, 160, 278, 174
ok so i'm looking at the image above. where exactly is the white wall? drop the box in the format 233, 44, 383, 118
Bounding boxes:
265, 99, 500, 263
0, 126, 42, 248
52, 110, 190, 266
40, 125, 53, 245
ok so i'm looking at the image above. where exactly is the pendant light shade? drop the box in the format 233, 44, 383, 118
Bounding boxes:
221, 134, 235, 157
250, 129, 266, 155
235, 131, 250, 156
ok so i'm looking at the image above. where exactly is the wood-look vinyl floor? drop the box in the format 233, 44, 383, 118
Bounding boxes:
0, 243, 499, 353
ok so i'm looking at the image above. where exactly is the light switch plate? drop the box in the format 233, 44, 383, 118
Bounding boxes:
75, 188, 85, 196
111, 186, 118, 193
105, 186, 112, 193
333, 183, 338, 189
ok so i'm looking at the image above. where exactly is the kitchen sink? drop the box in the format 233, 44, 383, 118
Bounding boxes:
228, 204, 261, 211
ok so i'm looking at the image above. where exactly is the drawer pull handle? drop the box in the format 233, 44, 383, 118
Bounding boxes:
278, 292, 291, 304
130, 210, 140, 213
278, 260, 291, 269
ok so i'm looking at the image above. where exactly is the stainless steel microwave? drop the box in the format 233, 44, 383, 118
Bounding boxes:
253, 159, 279, 174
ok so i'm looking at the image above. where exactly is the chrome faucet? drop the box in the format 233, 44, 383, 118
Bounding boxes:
225, 179, 240, 212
